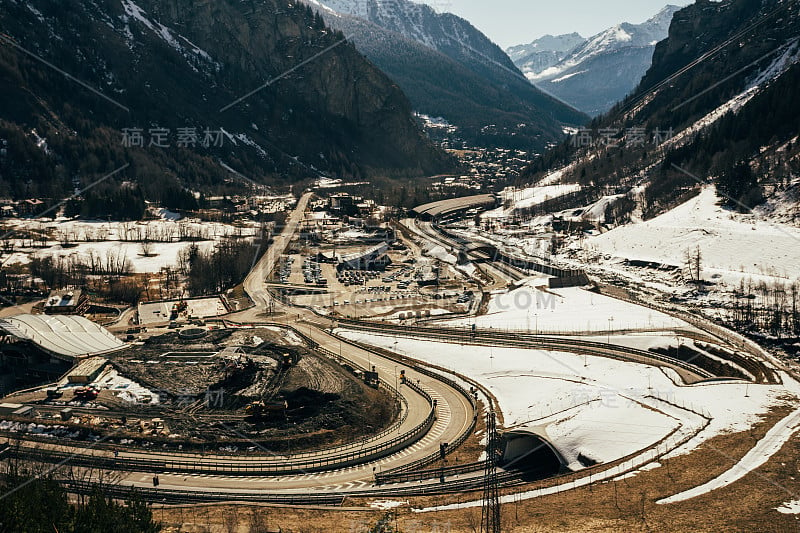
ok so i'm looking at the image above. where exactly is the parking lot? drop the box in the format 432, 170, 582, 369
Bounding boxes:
280, 253, 475, 319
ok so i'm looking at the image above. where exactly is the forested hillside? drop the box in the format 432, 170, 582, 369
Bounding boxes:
0, 0, 452, 217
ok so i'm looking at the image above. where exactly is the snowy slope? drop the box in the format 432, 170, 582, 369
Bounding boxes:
588, 187, 800, 284
531, 6, 678, 83
483, 184, 582, 219
338, 329, 794, 471
310, 0, 515, 68
507, 33, 586, 77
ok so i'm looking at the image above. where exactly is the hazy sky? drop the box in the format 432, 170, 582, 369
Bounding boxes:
414, 0, 693, 48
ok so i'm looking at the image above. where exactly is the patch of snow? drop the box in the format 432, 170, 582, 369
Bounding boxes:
233, 133, 268, 159
658, 407, 800, 504
157, 208, 181, 221
776, 500, 800, 515
369, 499, 408, 510
26, 2, 44, 22
588, 187, 800, 284
94, 367, 159, 404
550, 70, 586, 83
422, 243, 457, 265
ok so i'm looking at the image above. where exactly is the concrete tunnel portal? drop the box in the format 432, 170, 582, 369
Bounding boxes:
500, 427, 569, 479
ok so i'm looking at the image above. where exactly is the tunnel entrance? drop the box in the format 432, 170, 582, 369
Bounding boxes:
500, 431, 565, 481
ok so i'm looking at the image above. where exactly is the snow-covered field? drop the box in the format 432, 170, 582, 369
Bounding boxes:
33, 240, 216, 273
484, 184, 581, 219
1, 217, 258, 273
337, 329, 795, 472
586, 187, 800, 284
442, 281, 688, 333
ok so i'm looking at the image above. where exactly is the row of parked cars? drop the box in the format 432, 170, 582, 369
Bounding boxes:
337, 269, 381, 286
277, 256, 294, 283
303, 258, 327, 286
332, 293, 419, 306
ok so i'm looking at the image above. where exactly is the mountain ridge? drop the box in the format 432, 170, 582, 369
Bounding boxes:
0, 0, 452, 211
522, 0, 800, 222
513, 5, 681, 117
306, 0, 588, 149
506, 33, 586, 78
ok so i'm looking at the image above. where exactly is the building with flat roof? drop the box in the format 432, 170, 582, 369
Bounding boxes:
67, 357, 108, 383
338, 243, 391, 271
412, 194, 497, 220
43, 289, 89, 315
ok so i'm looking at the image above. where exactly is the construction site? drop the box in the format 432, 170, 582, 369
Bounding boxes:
1, 191, 799, 533
1, 323, 398, 454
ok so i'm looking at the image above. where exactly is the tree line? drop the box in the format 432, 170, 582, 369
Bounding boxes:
726, 278, 800, 338
0, 462, 160, 532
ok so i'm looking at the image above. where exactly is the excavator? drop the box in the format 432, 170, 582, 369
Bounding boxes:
244, 399, 288, 419
170, 299, 188, 320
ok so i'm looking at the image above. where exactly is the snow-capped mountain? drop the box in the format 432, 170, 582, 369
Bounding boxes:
307, 0, 587, 149
521, 5, 681, 117
310, 0, 511, 66
520, 0, 800, 226
506, 33, 586, 78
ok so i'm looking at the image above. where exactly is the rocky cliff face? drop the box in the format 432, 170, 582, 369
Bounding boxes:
0, 0, 451, 202
628, 0, 799, 127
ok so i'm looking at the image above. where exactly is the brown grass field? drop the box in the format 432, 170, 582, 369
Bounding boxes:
153, 403, 800, 532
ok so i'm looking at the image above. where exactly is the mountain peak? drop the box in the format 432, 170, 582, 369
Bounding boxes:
309, 0, 587, 149
505, 33, 587, 72
516, 4, 680, 116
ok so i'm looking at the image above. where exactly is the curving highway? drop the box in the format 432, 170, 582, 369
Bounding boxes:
3, 192, 781, 506
243, 191, 313, 310
3, 194, 478, 499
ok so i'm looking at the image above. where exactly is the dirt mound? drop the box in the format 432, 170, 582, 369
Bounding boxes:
285, 356, 351, 395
